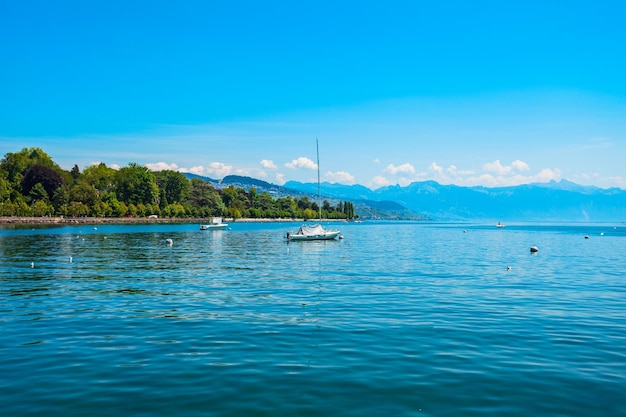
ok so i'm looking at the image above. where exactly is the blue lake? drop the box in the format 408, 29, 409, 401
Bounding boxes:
1, 221, 625, 416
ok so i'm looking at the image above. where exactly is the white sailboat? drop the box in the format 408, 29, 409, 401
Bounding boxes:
286, 140, 341, 241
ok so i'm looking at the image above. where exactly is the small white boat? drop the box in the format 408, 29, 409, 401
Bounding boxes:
200, 217, 228, 230
286, 224, 341, 241
496, 222, 506, 228
285, 139, 341, 242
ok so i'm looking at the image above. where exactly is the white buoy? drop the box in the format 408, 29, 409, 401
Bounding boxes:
530, 245, 538, 253
93, 227, 97, 231
166, 238, 173, 246
30, 261, 34, 268
69, 256, 73, 263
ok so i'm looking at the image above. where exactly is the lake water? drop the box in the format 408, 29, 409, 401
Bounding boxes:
1, 221, 625, 416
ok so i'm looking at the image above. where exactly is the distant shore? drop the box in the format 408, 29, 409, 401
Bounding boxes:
0, 216, 346, 225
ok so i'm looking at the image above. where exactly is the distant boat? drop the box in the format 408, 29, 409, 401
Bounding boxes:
287, 224, 341, 241
496, 222, 506, 228
286, 139, 341, 242
200, 217, 228, 230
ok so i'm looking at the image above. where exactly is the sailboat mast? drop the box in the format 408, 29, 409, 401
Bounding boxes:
316, 138, 321, 221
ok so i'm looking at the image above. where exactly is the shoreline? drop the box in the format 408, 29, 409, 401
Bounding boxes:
0, 216, 347, 225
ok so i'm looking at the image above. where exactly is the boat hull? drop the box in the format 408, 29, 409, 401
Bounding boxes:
200, 224, 228, 230
287, 230, 340, 241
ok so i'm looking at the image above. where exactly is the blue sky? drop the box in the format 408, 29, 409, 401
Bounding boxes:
1, 0, 625, 189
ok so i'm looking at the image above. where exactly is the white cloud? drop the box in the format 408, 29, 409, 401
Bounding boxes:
372, 158, 380, 164
429, 162, 444, 175
458, 167, 561, 187
234, 168, 250, 176
483, 160, 511, 175
369, 175, 394, 189
256, 170, 268, 178
325, 170, 355, 184
483, 159, 531, 175
446, 165, 475, 177
533, 168, 561, 182
187, 166, 206, 175
420, 160, 562, 187
285, 157, 317, 170
206, 162, 233, 177
146, 162, 180, 172
511, 160, 530, 172
384, 163, 416, 175
260, 159, 277, 169
275, 173, 286, 185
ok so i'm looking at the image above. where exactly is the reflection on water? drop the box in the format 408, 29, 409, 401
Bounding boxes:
1, 222, 626, 416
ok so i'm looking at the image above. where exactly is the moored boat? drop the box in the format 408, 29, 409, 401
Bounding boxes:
287, 224, 341, 241
286, 139, 341, 242
200, 217, 228, 230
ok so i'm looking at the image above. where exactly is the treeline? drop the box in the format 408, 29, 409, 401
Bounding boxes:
0, 148, 358, 220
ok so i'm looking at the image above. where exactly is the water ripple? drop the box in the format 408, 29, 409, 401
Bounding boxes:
1, 222, 625, 416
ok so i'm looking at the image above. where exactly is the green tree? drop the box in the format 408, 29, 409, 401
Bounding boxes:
70, 164, 81, 181
103, 192, 127, 217
221, 186, 249, 218
276, 196, 296, 218
1, 148, 66, 202
70, 182, 99, 207
155, 170, 190, 205
32, 200, 53, 216
68, 201, 91, 217
163, 203, 186, 218
0, 172, 11, 206
82, 163, 116, 193
114, 163, 159, 206
1, 148, 59, 182
52, 185, 70, 215
303, 208, 317, 220
29, 183, 49, 203
188, 178, 226, 216
255, 192, 277, 218
297, 196, 312, 210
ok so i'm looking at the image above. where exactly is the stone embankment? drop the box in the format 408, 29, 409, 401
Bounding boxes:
0, 216, 344, 225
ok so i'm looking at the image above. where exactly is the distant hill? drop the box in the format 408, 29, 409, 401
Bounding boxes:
182, 173, 301, 198
283, 181, 378, 200
183, 173, 218, 184
285, 179, 626, 221
182, 173, 423, 220
184, 173, 626, 221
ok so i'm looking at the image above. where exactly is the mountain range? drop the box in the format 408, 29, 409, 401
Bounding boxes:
185, 173, 626, 221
